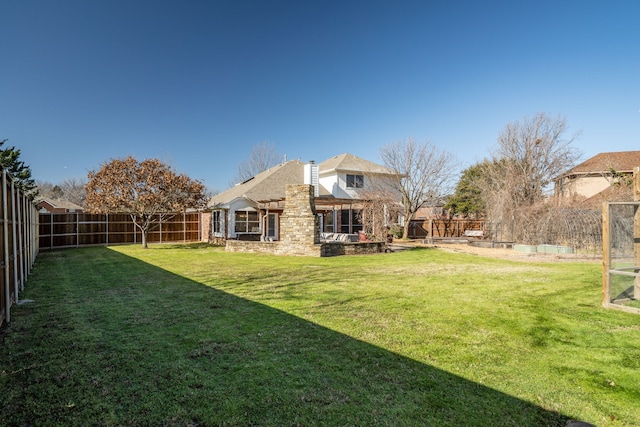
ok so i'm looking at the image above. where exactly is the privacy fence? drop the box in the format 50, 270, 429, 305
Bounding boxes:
0, 170, 39, 326
39, 212, 204, 250
408, 219, 485, 239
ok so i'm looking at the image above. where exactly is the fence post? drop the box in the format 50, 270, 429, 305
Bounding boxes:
602, 202, 610, 307
29, 202, 36, 272
26, 198, 32, 274
11, 180, 19, 303
50, 212, 53, 250
2, 170, 10, 323
634, 167, 640, 299
34, 203, 39, 265
17, 189, 24, 291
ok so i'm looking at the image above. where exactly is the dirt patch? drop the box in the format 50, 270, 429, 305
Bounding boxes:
395, 241, 601, 263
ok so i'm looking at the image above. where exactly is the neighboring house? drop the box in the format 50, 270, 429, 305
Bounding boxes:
414, 196, 449, 220
554, 151, 640, 200
207, 153, 398, 242
36, 197, 84, 213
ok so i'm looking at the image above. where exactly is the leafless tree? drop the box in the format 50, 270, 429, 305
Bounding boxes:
358, 186, 402, 243
480, 113, 581, 241
231, 141, 282, 185
60, 178, 87, 206
35, 180, 55, 198
379, 139, 458, 240
35, 178, 86, 206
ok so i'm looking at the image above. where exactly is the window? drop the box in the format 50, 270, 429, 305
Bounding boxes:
212, 210, 222, 234
346, 174, 364, 188
235, 210, 260, 233
339, 208, 362, 233
266, 213, 278, 240
340, 209, 351, 233
323, 210, 334, 232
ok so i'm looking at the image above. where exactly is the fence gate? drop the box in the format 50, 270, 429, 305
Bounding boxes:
602, 166, 640, 314
602, 201, 640, 314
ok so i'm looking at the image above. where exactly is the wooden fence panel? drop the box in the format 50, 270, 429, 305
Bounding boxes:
0, 169, 39, 327
38, 212, 203, 250
408, 219, 485, 239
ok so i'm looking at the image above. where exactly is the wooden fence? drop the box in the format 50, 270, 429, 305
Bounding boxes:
1, 170, 39, 326
408, 219, 485, 239
39, 212, 204, 250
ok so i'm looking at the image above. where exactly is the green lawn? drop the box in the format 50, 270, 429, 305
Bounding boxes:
2, 243, 639, 426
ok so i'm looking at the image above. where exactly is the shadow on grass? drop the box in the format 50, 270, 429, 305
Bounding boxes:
1, 247, 574, 426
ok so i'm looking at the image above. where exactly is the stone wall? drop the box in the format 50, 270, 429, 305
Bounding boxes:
226, 240, 384, 257
226, 240, 277, 254
321, 241, 386, 256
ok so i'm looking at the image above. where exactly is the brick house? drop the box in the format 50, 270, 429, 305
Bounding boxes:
36, 197, 84, 213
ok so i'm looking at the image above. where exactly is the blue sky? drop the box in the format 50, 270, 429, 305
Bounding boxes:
2, 0, 639, 191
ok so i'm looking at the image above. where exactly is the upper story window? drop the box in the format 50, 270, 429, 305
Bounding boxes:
346, 174, 364, 188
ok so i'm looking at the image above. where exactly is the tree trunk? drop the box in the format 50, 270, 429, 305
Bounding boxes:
402, 212, 414, 240
141, 229, 148, 249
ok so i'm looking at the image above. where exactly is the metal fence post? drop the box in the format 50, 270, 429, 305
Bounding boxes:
17, 188, 24, 291
2, 170, 10, 323
11, 180, 18, 303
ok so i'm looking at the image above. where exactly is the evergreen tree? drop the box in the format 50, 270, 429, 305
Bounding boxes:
0, 139, 37, 198
445, 162, 486, 217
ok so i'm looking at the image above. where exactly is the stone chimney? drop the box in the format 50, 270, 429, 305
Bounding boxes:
277, 184, 320, 255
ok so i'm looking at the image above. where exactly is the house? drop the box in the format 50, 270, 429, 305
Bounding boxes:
36, 197, 84, 213
207, 153, 398, 243
554, 151, 640, 201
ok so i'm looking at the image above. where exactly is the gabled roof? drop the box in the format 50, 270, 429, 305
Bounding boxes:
208, 160, 306, 207
208, 153, 393, 208
558, 151, 640, 178
318, 153, 393, 175
36, 197, 84, 211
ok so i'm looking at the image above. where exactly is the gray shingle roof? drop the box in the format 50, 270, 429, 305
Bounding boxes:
208, 160, 305, 206
208, 153, 393, 207
318, 153, 393, 175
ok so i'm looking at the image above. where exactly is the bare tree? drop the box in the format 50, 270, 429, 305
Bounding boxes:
35, 178, 87, 206
60, 178, 87, 206
231, 141, 282, 185
35, 180, 55, 198
480, 113, 581, 241
359, 186, 402, 243
379, 139, 458, 240
85, 157, 206, 248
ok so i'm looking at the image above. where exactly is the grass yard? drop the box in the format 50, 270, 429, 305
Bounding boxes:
2, 243, 640, 426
